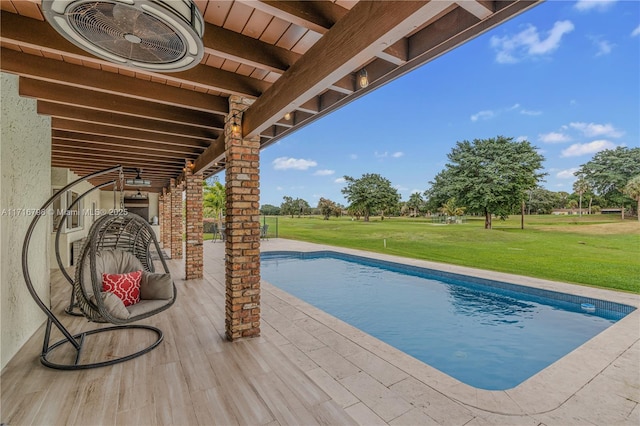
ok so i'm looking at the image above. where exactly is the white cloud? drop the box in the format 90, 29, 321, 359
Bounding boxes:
313, 169, 335, 176
392, 151, 404, 158
538, 131, 572, 143
276, 186, 283, 191
569, 122, 623, 138
515, 135, 528, 142
334, 177, 346, 184
521, 109, 542, 116
272, 157, 317, 170
394, 184, 408, 191
490, 20, 574, 64
632, 25, 640, 37
349, 154, 358, 160
591, 37, 614, 56
575, 0, 617, 12
561, 140, 617, 157
556, 168, 580, 179
374, 151, 388, 158
471, 110, 495, 122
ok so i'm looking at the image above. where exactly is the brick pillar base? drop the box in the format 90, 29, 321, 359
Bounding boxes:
185, 167, 203, 279
225, 96, 260, 340
170, 178, 183, 259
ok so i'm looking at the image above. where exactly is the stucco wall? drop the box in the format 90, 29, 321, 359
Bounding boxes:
1, 72, 52, 371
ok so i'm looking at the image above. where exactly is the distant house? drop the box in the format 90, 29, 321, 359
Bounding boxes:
600, 208, 623, 214
551, 209, 589, 215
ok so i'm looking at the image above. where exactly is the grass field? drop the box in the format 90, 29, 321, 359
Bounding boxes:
258, 214, 639, 293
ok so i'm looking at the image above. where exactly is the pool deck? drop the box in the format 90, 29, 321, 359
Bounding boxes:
257, 239, 640, 425
2, 238, 638, 425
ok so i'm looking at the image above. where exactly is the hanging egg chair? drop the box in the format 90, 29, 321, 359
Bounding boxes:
22, 165, 176, 369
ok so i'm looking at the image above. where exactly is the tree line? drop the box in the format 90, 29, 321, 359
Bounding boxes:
259, 138, 640, 227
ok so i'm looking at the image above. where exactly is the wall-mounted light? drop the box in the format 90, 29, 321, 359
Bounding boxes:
229, 113, 242, 136
284, 112, 292, 121
358, 68, 369, 88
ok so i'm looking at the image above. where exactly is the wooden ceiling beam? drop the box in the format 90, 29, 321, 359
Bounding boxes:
20, 78, 222, 129
192, 134, 225, 175
1, 48, 228, 114
51, 130, 204, 157
202, 22, 300, 73
0, 12, 268, 97
39, 102, 220, 141
52, 138, 203, 158
51, 119, 211, 149
455, 0, 493, 19
241, 0, 455, 138
240, 1, 347, 34
52, 151, 185, 168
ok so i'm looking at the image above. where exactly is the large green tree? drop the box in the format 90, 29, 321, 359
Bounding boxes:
426, 136, 545, 229
341, 173, 400, 221
623, 175, 640, 221
576, 147, 640, 211
280, 196, 309, 218
406, 192, 425, 217
317, 197, 338, 220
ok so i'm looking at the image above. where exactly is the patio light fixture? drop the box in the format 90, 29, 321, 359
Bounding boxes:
229, 113, 242, 136
358, 68, 369, 88
283, 112, 292, 121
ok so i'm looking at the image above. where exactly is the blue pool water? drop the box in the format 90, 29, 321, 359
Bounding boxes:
261, 251, 634, 390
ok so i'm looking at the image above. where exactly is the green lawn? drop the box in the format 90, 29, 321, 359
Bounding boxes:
264, 214, 639, 293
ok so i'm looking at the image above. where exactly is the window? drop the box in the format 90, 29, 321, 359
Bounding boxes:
67, 191, 83, 230
52, 188, 84, 232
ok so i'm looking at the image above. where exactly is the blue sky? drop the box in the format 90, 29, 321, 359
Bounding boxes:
256, 0, 640, 207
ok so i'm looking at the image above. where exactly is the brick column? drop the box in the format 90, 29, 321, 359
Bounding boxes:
170, 178, 183, 259
162, 187, 171, 249
185, 166, 203, 279
225, 95, 261, 340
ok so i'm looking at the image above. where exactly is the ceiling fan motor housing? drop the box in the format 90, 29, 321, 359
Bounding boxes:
42, 0, 205, 72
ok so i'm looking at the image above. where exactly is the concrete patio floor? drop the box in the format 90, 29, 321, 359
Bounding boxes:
1, 238, 638, 425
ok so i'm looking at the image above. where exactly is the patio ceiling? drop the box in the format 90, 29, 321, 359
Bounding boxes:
1, 0, 541, 192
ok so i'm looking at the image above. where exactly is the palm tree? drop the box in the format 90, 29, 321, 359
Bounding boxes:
573, 177, 590, 217
439, 198, 465, 223
203, 181, 226, 230
623, 175, 640, 222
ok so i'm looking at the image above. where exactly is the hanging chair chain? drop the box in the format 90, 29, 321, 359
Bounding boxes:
118, 168, 125, 211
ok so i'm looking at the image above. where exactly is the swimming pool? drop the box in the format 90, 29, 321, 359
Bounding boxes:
261, 251, 634, 390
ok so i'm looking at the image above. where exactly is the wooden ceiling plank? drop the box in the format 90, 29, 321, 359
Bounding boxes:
39, 102, 219, 141
242, 0, 455, 138
20, 78, 223, 129
0, 48, 228, 114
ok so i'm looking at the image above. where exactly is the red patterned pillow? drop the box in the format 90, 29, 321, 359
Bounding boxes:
102, 271, 142, 307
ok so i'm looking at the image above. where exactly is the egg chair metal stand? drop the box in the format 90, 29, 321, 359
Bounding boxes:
22, 165, 176, 370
